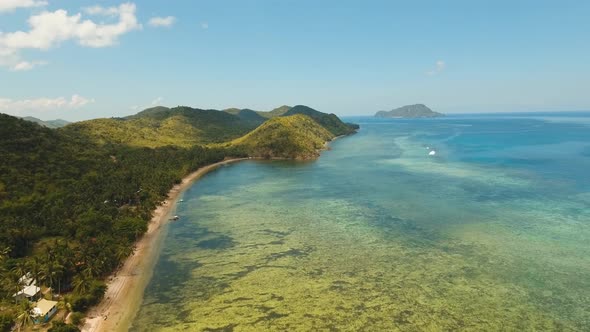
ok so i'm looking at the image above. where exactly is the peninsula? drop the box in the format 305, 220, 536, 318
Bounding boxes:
375, 104, 444, 118
0, 105, 357, 331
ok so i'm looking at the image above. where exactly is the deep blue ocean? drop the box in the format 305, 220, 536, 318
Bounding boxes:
132, 112, 590, 331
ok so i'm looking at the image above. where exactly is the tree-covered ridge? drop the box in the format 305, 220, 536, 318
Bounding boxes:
63, 105, 356, 149
230, 114, 335, 159
257, 105, 292, 118
222, 108, 267, 124
64, 106, 262, 148
283, 105, 358, 136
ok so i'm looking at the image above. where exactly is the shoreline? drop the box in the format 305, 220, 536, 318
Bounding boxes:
81, 158, 249, 332
80, 132, 355, 331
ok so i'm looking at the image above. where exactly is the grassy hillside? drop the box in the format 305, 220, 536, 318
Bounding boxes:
64, 105, 357, 149
231, 114, 334, 159
223, 108, 267, 124
283, 105, 357, 136
257, 105, 292, 118
65, 106, 261, 148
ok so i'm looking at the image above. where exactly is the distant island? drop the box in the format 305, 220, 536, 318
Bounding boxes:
375, 104, 444, 118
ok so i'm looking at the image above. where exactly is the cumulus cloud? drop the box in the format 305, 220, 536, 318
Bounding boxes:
0, 2, 141, 70
426, 60, 446, 76
0, 94, 95, 113
200, 22, 209, 30
83, 5, 122, 16
148, 16, 176, 28
0, 0, 47, 13
10, 60, 47, 71
151, 97, 163, 106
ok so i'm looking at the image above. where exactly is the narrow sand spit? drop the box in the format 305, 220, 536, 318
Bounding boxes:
82, 158, 248, 332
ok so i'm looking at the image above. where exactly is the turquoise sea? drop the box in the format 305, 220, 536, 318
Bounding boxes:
131, 112, 590, 331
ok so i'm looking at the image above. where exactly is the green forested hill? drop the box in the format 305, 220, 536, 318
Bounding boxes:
0, 114, 235, 257
231, 114, 334, 159
257, 105, 292, 118
65, 106, 262, 148
0, 114, 235, 329
283, 105, 357, 136
62, 105, 356, 148
0, 105, 356, 330
223, 108, 267, 124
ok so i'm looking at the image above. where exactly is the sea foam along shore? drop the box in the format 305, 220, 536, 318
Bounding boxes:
82, 158, 249, 332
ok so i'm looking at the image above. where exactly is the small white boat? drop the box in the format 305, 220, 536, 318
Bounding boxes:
171, 215, 180, 221
429, 150, 436, 156
179, 199, 184, 202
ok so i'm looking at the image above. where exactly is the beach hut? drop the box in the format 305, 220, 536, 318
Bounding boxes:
32, 299, 58, 324
13, 284, 41, 301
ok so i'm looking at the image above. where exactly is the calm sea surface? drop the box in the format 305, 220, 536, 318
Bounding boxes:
131, 113, 590, 331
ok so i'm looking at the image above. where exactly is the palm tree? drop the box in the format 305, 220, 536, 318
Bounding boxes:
44, 248, 61, 298
54, 267, 64, 296
72, 274, 90, 295
14, 301, 33, 332
0, 246, 9, 261
52, 240, 70, 294
28, 256, 43, 288
0, 246, 10, 297
115, 245, 133, 266
11, 262, 27, 283
10, 271, 22, 301
45, 262, 55, 298
2, 270, 19, 299
11, 262, 28, 303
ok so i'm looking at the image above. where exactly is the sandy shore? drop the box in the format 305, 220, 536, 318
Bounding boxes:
82, 158, 249, 332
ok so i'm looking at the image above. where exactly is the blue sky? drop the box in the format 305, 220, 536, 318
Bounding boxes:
1, 0, 589, 121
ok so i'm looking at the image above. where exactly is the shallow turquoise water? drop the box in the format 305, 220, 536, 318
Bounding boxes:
131, 113, 590, 331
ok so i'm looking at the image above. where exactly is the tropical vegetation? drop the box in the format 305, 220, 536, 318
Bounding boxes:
0, 105, 356, 330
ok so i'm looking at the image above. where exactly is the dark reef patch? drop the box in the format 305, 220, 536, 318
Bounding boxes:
197, 234, 236, 250
260, 228, 293, 238
266, 246, 313, 263
203, 323, 237, 332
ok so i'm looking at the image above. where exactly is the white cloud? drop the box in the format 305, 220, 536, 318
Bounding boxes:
10, 60, 47, 71
83, 5, 121, 16
200, 22, 209, 30
0, 0, 47, 13
151, 97, 163, 106
0, 2, 141, 70
426, 60, 446, 76
70, 94, 94, 107
148, 16, 176, 28
0, 94, 95, 114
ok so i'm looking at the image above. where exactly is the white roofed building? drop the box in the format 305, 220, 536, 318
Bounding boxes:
13, 284, 40, 301
32, 299, 58, 324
